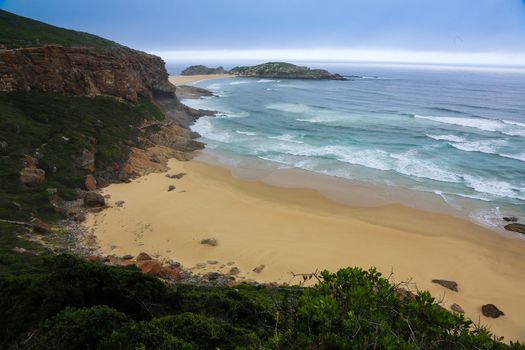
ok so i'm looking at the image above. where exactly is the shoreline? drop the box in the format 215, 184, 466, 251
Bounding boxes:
85, 156, 525, 341
168, 74, 234, 86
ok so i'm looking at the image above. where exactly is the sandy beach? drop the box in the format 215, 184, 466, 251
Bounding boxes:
86, 157, 525, 341
169, 74, 233, 86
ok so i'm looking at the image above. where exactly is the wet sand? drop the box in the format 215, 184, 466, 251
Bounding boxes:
169, 74, 233, 86
86, 158, 525, 341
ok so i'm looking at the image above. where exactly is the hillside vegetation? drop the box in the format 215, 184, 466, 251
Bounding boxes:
0, 9, 118, 50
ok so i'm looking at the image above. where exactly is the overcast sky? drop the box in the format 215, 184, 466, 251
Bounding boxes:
2, 0, 525, 65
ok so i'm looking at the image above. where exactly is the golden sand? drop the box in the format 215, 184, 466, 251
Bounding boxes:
168, 74, 233, 86
86, 158, 525, 341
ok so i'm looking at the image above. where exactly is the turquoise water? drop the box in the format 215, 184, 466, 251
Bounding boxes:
181, 63, 525, 228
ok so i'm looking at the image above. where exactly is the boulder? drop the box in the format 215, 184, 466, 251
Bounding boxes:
503, 217, 518, 222
201, 238, 218, 246
481, 304, 504, 318
85, 174, 97, 191
168, 185, 176, 192
204, 272, 221, 280
431, 279, 458, 292
31, 218, 52, 233
160, 265, 181, 280
136, 252, 152, 261
80, 149, 96, 172
504, 223, 525, 234
450, 303, 465, 314
84, 191, 105, 207
253, 264, 265, 273
137, 260, 162, 275
122, 254, 134, 260
20, 157, 46, 186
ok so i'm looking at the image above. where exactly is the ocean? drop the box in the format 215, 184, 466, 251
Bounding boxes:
173, 62, 525, 230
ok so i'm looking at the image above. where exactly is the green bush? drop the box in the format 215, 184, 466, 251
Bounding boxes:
31, 306, 129, 350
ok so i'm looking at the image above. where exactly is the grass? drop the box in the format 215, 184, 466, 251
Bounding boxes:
0, 10, 118, 50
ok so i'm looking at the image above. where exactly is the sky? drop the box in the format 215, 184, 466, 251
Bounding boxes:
2, 0, 525, 65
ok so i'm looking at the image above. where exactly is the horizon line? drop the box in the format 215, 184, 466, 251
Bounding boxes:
151, 48, 525, 67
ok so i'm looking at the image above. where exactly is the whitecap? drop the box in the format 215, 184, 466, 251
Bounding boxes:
414, 115, 503, 132
190, 117, 233, 143
268, 134, 304, 144
447, 139, 506, 155
235, 130, 257, 136
503, 119, 525, 127
390, 151, 461, 183
267, 103, 311, 114
257, 79, 277, 83
462, 175, 525, 201
498, 153, 525, 162
426, 134, 466, 143
229, 81, 250, 85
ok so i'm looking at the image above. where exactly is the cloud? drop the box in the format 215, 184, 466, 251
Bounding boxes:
153, 48, 525, 67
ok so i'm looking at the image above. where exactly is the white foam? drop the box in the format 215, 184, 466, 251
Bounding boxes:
498, 153, 525, 162
235, 130, 257, 136
190, 117, 233, 143
229, 81, 250, 85
390, 151, 461, 183
462, 175, 525, 201
469, 207, 503, 228
426, 134, 466, 143
214, 111, 250, 119
257, 79, 277, 83
268, 134, 304, 144
267, 103, 311, 114
415, 115, 503, 132
503, 120, 525, 127
448, 139, 506, 155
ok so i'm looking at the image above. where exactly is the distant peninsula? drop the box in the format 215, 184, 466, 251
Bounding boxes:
181, 62, 346, 80
181, 65, 227, 75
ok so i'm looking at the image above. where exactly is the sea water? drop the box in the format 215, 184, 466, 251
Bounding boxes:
176, 62, 525, 229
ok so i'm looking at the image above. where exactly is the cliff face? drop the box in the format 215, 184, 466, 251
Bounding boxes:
0, 45, 175, 102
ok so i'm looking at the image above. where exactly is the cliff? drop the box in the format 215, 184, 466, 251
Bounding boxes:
0, 45, 175, 102
0, 10, 211, 226
230, 62, 346, 80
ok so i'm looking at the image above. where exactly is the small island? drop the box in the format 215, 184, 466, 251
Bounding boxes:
180, 62, 346, 80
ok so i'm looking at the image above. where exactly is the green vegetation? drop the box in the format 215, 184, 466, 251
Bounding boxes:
0, 91, 163, 222
230, 62, 346, 80
0, 244, 522, 349
181, 65, 227, 76
0, 10, 119, 50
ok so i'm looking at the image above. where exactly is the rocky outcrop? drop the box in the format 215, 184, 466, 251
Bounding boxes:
175, 85, 215, 99
431, 279, 458, 292
482, 304, 504, 318
19, 155, 45, 186
0, 45, 174, 102
84, 191, 105, 207
504, 223, 525, 234
181, 65, 226, 75
230, 62, 346, 80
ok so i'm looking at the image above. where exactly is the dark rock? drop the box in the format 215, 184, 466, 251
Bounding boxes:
431, 279, 458, 292
166, 172, 187, 180
481, 304, 504, 318
450, 303, 465, 314
80, 149, 96, 172
229, 267, 240, 275
207, 259, 219, 264
168, 185, 176, 191
122, 254, 134, 260
503, 216, 518, 222
201, 238, 217, 246
253, 264, 265, 273
115, 200, 125, 208
504, 223, 525, 234
136, 252, 152, 261
204, 272, 221, 280
84, 191, 105, 207
31, 218, 52, 233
